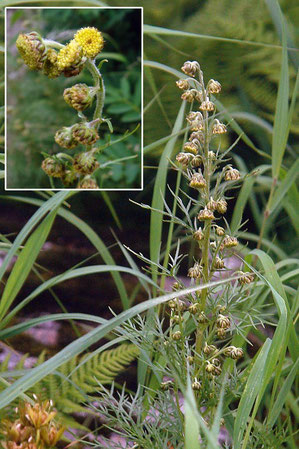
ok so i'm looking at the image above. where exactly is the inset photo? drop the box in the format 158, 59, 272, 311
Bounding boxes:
5, 7, 142, 190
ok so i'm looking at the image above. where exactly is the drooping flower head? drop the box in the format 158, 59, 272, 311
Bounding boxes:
74, 27, 104, 59
16, 31, 46, 70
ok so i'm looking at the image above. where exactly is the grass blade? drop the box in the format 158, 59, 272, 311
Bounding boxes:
0, 210, 57, 322
150, 101, 185, 284
271, 4, 289, 179
0, 191, 71, 285
185, 378, 201, 449
267, 358, 299, 428
0, 265, 159, 330
233, 339, 271, 449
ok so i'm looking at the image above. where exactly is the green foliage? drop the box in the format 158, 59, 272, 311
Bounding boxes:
0, 343, 139, 427
106, 73, 141, 124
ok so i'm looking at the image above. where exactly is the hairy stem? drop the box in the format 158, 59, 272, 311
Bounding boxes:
85, 60, 105, 127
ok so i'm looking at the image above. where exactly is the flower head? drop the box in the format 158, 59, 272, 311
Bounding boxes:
41, 158, 65, 178
63, 84, 94, 111
57, 39, 84, 71
74, 27, 104, 59
16, 32, 46, 71
73, 151, 99, 175
78, 176, 98, 189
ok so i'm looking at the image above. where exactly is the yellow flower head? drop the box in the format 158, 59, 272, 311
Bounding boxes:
74, 27, 104, 59
16, 32, 46, 70
57, 39, 83, 71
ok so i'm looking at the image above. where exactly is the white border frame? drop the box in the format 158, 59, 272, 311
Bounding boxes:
4, 6, 144, 191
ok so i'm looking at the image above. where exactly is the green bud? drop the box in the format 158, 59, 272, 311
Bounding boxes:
55, 126, 77, 150
63, 84, 94, 111
41, 157, 65, 178
72, 123, 99, 146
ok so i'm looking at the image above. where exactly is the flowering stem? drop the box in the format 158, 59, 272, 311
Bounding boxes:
195, 72, 211, 366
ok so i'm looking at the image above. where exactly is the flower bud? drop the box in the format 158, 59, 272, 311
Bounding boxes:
176, 79, 189, 90
73, 151, 99, 175
63, 84, 95, 111
210, 240, 217, 250
183, 141, 198, 155
191, 155, 202, 168
217, 328, 227, 339
216, 198, 227, 214
214, 257, 224, 269
193, 227, 204, 241
172, 314, 181, 324
189, 172, 206, 189
203, 342, 217, 355
192, 379, 201, 390
198, 311, 208, 324
216, 314, 230, 329
212, 119, 227, 134
215, 226, 225, 236
187, 112, 204, 132
207, 79, 221, 94
172, 331, 182, 341
77, 177, 98, 189
198, 208, 215, 221
16, 31, 47, 71
188, 263, 202, 279
41, 157, 65, 178
186, 111, 200, 123
225, 168, 241, 181
181, 60, 199, 77
172, 282, 181, 291
181, 89, 196, 102
176, 152, 190, 166
72, 123, 99, 146
61, 170, 77, 187
188, 303, 200, 314
200, 99, 214, 112
205, 361, 214, 373
55, 126, 78, 149
222, 236, 238, 248
208, 151, 216, 160
189, 131, 203, 142
238, 271, 255, 285
207, 197, 217, 211
224, 346, 244, 359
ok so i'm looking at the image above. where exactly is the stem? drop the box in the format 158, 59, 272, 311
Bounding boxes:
85, 60, 105, 127
43, 39, 63, 50
194, 70, 212, 364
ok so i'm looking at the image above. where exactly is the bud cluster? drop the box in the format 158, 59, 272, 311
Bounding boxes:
161, 60, 254, 398
1, 398, 65, 449
16, 28, 108, 190
16, 27, 104, 79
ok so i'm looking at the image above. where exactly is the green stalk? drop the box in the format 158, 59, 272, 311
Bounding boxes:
195, 71, 211, 363
85, 60, 105, 126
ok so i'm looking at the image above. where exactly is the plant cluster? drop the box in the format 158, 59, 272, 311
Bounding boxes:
89, 61, 259, 448
1, 397, 65, 449
16, 27, 112, 189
